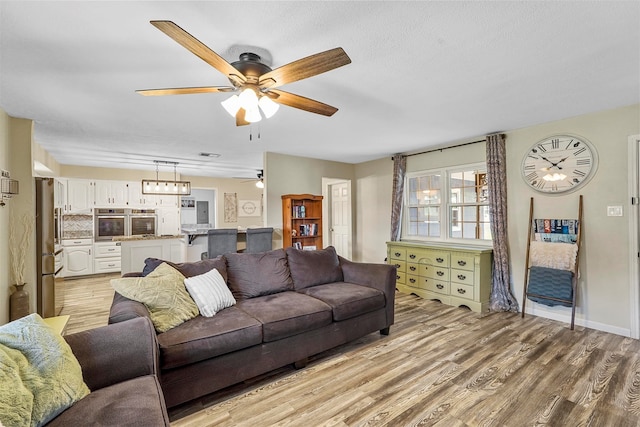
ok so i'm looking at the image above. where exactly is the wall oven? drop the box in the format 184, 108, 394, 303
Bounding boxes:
95, 209, 127, 241
129, 209, 157, 237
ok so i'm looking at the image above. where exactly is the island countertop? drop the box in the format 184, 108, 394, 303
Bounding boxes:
112, 235, 185, 242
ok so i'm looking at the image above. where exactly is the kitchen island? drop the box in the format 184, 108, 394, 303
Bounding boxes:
114, 235, 186, 274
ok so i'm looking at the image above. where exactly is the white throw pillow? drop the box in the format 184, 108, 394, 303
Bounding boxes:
184, 268, 236, 316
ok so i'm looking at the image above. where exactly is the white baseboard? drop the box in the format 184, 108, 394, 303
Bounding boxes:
524, 305, 631, 337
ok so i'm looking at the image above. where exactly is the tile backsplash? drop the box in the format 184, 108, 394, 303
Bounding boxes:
62, 214, 93, 239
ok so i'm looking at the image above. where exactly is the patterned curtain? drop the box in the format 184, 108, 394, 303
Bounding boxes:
390, 154, 406, 241
486, 134, 519, 312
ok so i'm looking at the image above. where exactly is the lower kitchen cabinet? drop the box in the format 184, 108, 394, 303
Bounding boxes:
63, 239, 94, 277
387, 241, 493, 316
93, 241, 122, 273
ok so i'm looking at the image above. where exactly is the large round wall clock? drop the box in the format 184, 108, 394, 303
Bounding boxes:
521, 134, 598, 194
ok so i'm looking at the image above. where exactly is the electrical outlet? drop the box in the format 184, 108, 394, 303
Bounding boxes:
607, 206, 623, 217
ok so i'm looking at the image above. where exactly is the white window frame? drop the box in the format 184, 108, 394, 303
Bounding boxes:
402, 162, 491, 244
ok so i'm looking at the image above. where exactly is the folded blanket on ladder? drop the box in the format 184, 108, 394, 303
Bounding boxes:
527, 266, 574, 307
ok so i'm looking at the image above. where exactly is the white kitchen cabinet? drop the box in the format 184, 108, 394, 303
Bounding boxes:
157, 207, 181, 236
93, 241, 121, 273
54, 178, 66, 209
119, 237, 186, 274
65, 179, 94, 213
62, 239, 94, 277
156, 194, 179, 208
127, 181, 157, 208
94, 180, 128, 207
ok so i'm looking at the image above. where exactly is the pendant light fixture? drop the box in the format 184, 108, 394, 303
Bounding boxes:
142, 160, 191, 195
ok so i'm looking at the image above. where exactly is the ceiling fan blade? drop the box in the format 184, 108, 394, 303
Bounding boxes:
259, 47, 351, 89
269, 90, 338, 116
150, 20, 246, 86
236, 108, 250, 126
136, 86, 236, 96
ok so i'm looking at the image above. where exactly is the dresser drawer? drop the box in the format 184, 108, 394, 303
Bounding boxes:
390, 259, 406, 273
407, 263, 429, 275
451, 268, 474, 286
406, 248, 429, 262
388, 247, 407, 261
428, 267, 449, 281
426, 251, 450, 267
427, 279, 449, 295
452, 254, 475, 271
407, 274, 428, 290
452, 283, 474, 300
395, 270, 406, 285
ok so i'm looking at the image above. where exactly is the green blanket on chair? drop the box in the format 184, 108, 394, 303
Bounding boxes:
0, 314, 90, 427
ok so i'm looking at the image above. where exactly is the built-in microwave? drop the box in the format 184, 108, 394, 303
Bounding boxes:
95, 209, 127, 241
129, 209, 157, 237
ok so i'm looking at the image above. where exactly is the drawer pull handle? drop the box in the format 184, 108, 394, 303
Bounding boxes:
394, 252, 401, 257
458, 260, 467, 266
409, 278, 416, 283
409, 254, 416, 259
436, 284, 444, 290
437, 271, 444, 276
457, 288, 466, 294
458, 274, 466, 280
395, 264, 401, 268
410, 266, 416, 271
108, 264, 115, 267
396, 275, 401, 280
436, 257, 444, 263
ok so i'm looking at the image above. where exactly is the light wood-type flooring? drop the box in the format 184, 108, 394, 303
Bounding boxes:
60, 274, 640, 426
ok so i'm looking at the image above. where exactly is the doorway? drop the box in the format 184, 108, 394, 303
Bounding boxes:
323, 178, 352, 260
629, 134, 640, 338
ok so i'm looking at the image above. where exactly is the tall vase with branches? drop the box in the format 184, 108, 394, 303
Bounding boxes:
9, 210, 33, 320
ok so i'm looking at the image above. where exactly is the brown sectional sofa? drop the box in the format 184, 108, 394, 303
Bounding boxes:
49, 317, 170, 426
109, 246, 396, 408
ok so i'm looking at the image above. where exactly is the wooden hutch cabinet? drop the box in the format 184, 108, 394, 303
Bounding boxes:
282, 194, 323, 250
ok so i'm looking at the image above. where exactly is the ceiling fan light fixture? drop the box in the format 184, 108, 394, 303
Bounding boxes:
255, 180, 264, 189
238, 88, 259, 111
244, 106, 262, 123
258, 95, 279, 118
221, 94, 241, 117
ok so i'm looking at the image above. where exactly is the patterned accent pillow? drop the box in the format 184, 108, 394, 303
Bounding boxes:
0, 314, 90, 426
184, 268, 236, 316
111, 263, 199, 332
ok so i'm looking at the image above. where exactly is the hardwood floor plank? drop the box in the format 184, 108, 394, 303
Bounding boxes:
59, 275, 640, 426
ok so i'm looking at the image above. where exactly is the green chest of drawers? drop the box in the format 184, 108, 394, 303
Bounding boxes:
387, 241, 493, 316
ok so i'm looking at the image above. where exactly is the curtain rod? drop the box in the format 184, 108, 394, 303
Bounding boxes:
392, 138, 486, 160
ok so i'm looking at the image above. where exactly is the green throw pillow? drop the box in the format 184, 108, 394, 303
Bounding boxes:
0, 313, 90, 427
111, 262, 199, 332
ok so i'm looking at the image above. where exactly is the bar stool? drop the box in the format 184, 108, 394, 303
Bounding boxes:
206, 228, 238, 258
245, 227, 274, 253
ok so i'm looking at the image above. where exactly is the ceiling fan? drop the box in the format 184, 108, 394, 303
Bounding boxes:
136, 21, 352, 126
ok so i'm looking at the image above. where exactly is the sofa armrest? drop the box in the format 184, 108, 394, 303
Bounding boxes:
64, 317, 159, 391
109, 292, 151, 324
339, 256, 396, 326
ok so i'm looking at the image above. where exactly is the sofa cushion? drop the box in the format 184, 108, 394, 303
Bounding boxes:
236, 292, 332, 342
46, 375, 169, 427
142, 256, 228, 282
184, 268, 236, 317
157, 307, 262, 369
226, 249, 293, 299
285, 246, 343, 290
298, 282, 386, 321
110, 263, 199, 333
0, 314, 90, 427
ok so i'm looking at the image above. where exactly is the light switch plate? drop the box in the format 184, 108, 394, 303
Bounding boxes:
607, 206, 623, 217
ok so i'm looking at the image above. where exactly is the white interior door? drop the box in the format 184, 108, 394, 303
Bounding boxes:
630, 134, 640, 338
329, 181, 351, 259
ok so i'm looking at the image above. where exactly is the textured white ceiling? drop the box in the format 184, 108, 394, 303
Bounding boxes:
1, 1, 638, 178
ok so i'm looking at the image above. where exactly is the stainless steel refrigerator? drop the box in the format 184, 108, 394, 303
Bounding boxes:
35, 177, 64, 317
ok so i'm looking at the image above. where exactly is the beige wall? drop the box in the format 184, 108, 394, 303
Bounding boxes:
264, 152, 355, 250
0, 111, 37, 324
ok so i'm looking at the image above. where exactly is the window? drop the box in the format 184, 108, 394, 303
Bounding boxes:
404, 165, 491, 242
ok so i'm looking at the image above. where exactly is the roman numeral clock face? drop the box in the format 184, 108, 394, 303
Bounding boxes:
521, 135, 598, 194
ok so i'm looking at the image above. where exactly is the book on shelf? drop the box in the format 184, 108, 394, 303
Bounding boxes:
303, 245, 317, 251
298, 223, 319, 237
293, 205, 306, 218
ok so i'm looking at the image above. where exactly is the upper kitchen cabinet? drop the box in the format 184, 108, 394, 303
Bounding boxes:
94, 180, 128, 207
156, 194, 179, 208
54, 178, 66, 209
64, 179, 94, 213
127, 181, 157, 208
